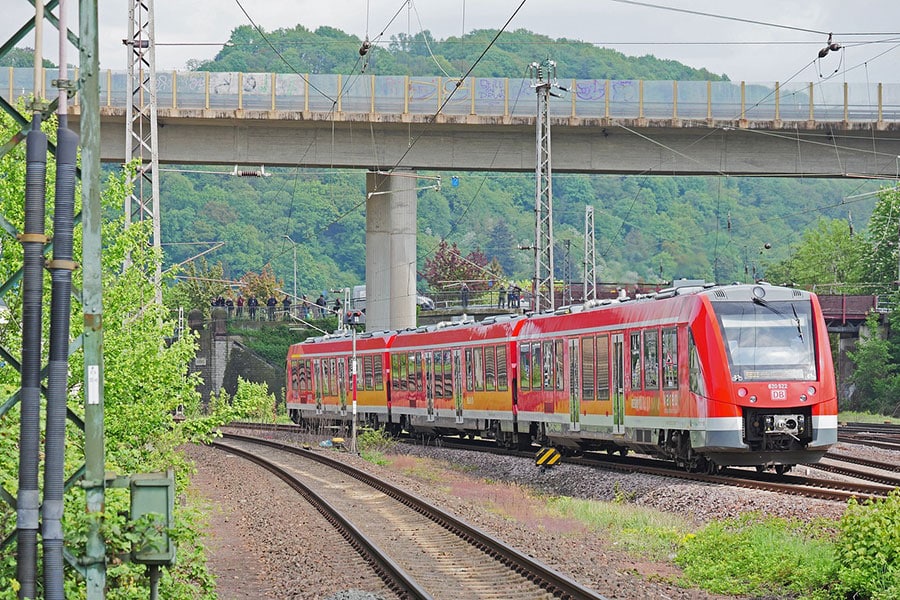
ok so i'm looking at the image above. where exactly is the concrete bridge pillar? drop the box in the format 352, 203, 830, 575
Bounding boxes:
365, 170, 417, 332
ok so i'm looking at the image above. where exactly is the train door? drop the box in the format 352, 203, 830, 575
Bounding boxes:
612, 333, 625, 434
568, 338, 580, 432
425, 351, 435, 421
454, 349, 463, 423
314, 359, 324, 414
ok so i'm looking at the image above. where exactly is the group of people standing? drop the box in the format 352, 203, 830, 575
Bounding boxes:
497, 284, 522, 309
211, 292, 341, 321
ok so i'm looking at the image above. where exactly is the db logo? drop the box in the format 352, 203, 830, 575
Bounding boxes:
771, 389, 787, 400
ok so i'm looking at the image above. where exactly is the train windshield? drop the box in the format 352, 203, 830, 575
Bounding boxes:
712, 300, 816, 381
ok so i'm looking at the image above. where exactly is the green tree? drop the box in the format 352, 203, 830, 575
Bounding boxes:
860, 187, 900, 293
763, 217, 863, 291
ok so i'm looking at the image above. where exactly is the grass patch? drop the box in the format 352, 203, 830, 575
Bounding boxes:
547, 495, 689, 560
838, 411, 898, 424
676, 514, 835, 597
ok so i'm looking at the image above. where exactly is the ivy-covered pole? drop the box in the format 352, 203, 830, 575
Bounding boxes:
78, 0, 106, 597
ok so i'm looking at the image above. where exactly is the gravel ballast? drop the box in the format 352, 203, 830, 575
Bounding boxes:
186, 436, 888, 599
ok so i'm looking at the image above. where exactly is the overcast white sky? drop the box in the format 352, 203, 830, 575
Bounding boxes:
6, 1, 900, 83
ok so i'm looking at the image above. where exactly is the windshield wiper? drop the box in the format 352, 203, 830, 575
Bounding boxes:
791, 304, 803, 341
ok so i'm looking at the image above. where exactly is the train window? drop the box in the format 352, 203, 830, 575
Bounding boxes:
662, 328, 678, 389
497, 345, 508, 391
322, 360, 331, 395
597, 335, 610, 401
542, 341, 554, 390
519, 345, 531, 391
364, 356, 373, 390
443, 350, 453, 398
391, 354, 401, 391
581, 336, 595, 401
374, 355, 383, 390
485, 346, 496, 391
644, 330, 659, 390
555, 340, 565, 390
408, 353, 419, 392
433, 351, 444, 397
630, 332, 642, 390
689, 332, 707, 396
474, 347, 485, 391
713, 299, 816, 381
465, 348, 474, 390
328, 358, 338, 396
529, 343, 541, 390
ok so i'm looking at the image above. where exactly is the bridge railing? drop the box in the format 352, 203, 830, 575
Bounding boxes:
4, 67, 900, 123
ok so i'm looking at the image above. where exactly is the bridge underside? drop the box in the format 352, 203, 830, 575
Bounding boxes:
76, 108, 900, 177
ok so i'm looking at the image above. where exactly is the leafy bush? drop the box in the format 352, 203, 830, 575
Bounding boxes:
357, 427, 396, 464
831, 490, 900, 599
676, 514, 834, 597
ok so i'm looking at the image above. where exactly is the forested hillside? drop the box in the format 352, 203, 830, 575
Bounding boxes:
145, 26, 880, 296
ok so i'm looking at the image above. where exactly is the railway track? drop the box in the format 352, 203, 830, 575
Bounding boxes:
211, 432, 608, 600
226, 422, 896, 502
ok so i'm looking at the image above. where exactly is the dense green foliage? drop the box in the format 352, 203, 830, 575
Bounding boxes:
227, 322, 326, 365
831, 491, 900, 599
678, 496, 900, 599
195, 25, 725, 81
677, 514, 834, 597
0, 108, 275, 596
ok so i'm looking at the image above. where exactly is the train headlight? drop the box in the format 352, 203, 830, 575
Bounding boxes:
799, 394, 807, 401
749, 395, 757, 403
807, 386, 816, 396
737, 387, 748, 397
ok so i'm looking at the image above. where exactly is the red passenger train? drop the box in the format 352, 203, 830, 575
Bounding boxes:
286, 281, 838, 472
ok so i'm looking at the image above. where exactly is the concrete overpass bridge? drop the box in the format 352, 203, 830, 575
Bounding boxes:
7, 68, 900, 330
5, 68, 900, 176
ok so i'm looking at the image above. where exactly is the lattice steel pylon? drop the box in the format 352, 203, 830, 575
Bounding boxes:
529, 59, 562, 312
125, 0, 161, 302
583, 205, 597, 301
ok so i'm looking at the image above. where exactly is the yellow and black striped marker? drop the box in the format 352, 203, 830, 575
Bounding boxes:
535, 446, 562, 468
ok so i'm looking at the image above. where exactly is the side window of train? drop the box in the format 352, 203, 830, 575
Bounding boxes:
662, 328, 678, 389
542, 341, 554, 390
555, 339, 565, 390
465, 348, 474, 391
497, 345, 508, 391
597, 335, 610, 400
322, 359, 331, 395
531, 343, 543, 390
519, 344, 531, 391
443, 350, 453, 398
374, 355, 384, 390
485, 345, 496, 391
474, 347, 485, 391
410, 352, 420, 392
644, 329, 659, 390
630, 331, 642, 390
364, 355, 373, 391
432, 351, 443, 397
391, 354, 401, 391
581, 335, 596, 401
689, 332, 707, 396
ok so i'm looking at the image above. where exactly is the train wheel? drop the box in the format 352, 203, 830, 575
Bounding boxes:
618, 447, 628, 457
755, 465, 765, 473
775, 464, 793, 475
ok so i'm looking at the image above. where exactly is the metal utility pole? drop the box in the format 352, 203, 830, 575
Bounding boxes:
583, 205, 597, 301
529, 59, 563, 312
562, 239, 572, 305
125, 0, 162, 303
